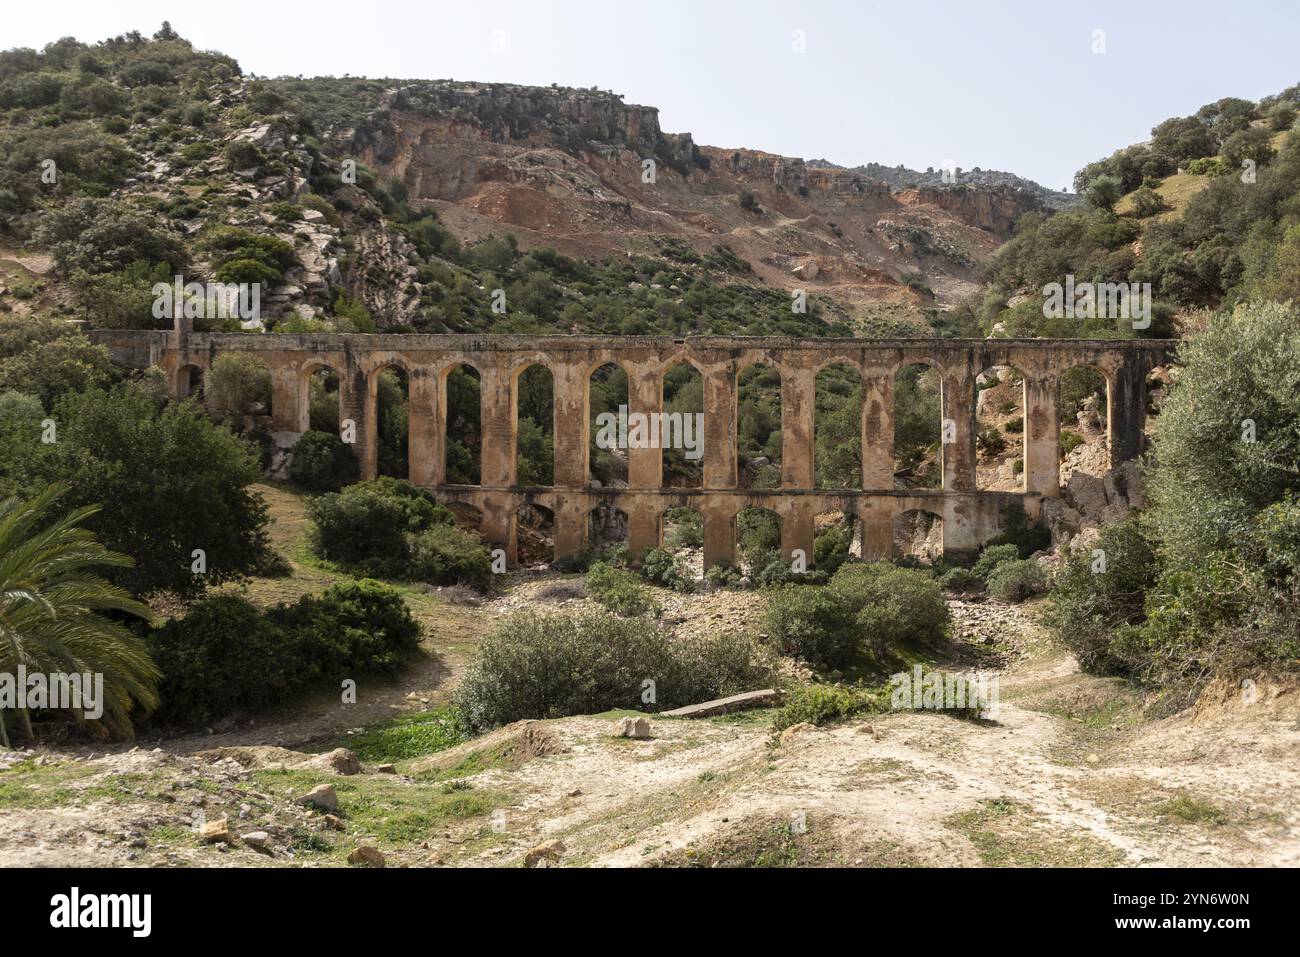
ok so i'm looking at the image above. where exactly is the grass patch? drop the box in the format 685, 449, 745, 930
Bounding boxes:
328, 707, 469, 763
1153, 792, 1227, 826
249, 767, 511, 854
652, 814, 842, 868
0, 760, 112, 809
946, 797, 1126, 867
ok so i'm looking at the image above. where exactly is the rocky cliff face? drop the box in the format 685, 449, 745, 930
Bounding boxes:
343, 81, 1044, 322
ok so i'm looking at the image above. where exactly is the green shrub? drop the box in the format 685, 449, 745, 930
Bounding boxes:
704, 559, 744, 588
148, 596, 287, 723
453, 612, 675, 730
269, 580, 421, 678
288, 430, 360, 491
763, 584, 859, 670
587, 562, 660, 617
306, 478, 450, 578
972, 543, 1019, 581
939, 567, 982, 594
1060, 429, 1085, 456
813, 520, 853, 576
640, 546, 690, 591
987, 504, 1051, 557
770, 684, 888, 739
986, 559, 1047, 602
1046, 516, 1157, 674
454, 611, 776, 732
407, 524, 493, 591
149, 582, 421, 724
828, 562, 951, 652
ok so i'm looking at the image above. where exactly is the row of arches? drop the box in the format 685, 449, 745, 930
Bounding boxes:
175, 354, 1114, 493
484, 503, 952, 573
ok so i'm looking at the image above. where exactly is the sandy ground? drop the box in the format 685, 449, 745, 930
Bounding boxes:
3, 600, 1296, 868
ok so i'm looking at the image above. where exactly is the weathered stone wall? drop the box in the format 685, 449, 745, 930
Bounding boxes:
90, 329, 1174, 567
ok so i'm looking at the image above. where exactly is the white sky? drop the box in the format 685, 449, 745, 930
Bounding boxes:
5, 0, 1299, 189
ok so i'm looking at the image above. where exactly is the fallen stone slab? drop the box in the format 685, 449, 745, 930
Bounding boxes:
659, 689, 784, 719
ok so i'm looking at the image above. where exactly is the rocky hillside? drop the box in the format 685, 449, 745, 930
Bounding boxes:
282, 78, 1055, 319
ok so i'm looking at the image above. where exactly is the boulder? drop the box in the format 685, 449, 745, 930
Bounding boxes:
240, 831, 272, 854
660, 689, 783, 719
348, 846, 385, 868
778, 722, 817, 746
1065, 471, 1108, 522
523, 840, 566, 868
200, 818, 234, 844
614, 716, 652, 739
295, 784, 338, 813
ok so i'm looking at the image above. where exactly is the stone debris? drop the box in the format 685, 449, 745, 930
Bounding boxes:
295, 784, 338, 813
614, 716, 652, 739
523, 840, 566, 868
348, 846, 386, 868
199, 818, 234, 844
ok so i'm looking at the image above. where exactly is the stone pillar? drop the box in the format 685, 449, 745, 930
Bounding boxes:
479, 496, 513, 559
940, 367, 977, 493
626, 364, 663, 490
862, 374, 894, 490
552, 362, 589, 490
628, 504, 661, 560
702, 505, 737, 569
781, 365, 816, 489
408, 366, 439, 488
479, 359, 515, 488
269, 360, 304, 432
941, 495, 980, 555
858, 498, 894, 560
702, 363, 737, 489
780, 501, 816, 565
1023, 374, 1060, 499
1109, 353, 1147, 468
338, 363, 372, 480
552, 496, 588, 560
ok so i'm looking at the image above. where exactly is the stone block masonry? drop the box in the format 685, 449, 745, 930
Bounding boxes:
90, 327, 1174, 568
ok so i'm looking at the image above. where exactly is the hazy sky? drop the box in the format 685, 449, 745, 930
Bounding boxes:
6, 0, 1299, 190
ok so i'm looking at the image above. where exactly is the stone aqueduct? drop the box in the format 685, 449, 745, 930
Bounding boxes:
91, 328, 1175, 569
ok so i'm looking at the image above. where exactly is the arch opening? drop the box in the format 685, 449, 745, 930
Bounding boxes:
1059, 364, 1110, 487
815, 362, 863, 489
514, 503, 556, 567
588, 362, 628, 488
975, 363, 1027, 491
737, 362, 782, 489
515, 363, 554, 487
737, 506, 782, 576
375, 365, 409, 480
893, 363, 942, 489
662, 362, 704, 488
894, 508, 943, 563
445, 364, 481, 485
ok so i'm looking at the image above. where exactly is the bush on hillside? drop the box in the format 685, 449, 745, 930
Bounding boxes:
986, 559, 1047, 603
149, 582, 420, 724
287, 430, 360, 491
972, 543, 1020, 581
407, 524, 494, 591
762, 584, 859, 670
828, 562, 951, 652
586, 562, 660, 618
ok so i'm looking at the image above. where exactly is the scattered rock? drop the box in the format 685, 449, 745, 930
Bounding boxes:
347, 846, 385, 868
240, 831, 273, 854
523, 840, 566, 868
376, 764, 397, 775
199, 818, 234, 844
310, 748, 362, 776
615, 716, 652, 739
324, 814, 345, 831
296, 784, 338, 812
779, 722, 817, 746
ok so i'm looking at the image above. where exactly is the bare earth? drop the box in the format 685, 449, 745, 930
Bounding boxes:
2, 591, 1296, 868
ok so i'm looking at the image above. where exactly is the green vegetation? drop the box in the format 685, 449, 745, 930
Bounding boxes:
586, 562, 661, 618
453, 610, 776, 732
0, 485, 158, 744
147, 580, 420, 724
305, 477, 492, 589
